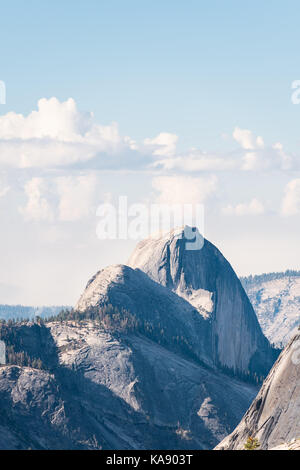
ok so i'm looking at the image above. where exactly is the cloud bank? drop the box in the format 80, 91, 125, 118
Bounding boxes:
222, 198, 265, 216
0, 98, 295, 174
0, 97, 298, 226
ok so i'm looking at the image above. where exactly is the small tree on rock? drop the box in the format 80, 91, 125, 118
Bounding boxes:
244, 436, 260, 450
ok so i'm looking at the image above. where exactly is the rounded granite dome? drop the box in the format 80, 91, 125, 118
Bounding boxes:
128, 226, 278, 377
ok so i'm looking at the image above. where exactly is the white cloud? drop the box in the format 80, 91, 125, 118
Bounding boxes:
241, 145, 292, 171
0, 98, 130, 169
0, 97, 122, 150
271, 142, 292, 170
281, 179, 300, 216
222, 198, 265, 216
233, 127, 264, 150
19, 178, 54, 222
56, 174, 97, 221
0, 100, 294, 175
0, 139, 97, 169
152, 175, 217, 205
19, 173, 98, 222
144, 132, 178, 157
152, 129, 292, 173
124, 136, 138, 150
241, 152, 260, 170
152, 150, 236, 172
232, 128, 292, 171
0, 97, 92, 141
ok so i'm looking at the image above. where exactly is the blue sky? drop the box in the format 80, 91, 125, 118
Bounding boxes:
1, 1, 300, 304
1, 0, 300, 151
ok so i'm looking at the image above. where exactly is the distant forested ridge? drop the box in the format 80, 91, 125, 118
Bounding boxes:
240, 270, 300, 347
0, 305, 71, 321
240, 270, 300, 290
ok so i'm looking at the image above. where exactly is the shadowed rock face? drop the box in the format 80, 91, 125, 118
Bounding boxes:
0, 322, 258, 450
215, 334, 300, 450
128, 227, 277, 377
75, 264, 213, 368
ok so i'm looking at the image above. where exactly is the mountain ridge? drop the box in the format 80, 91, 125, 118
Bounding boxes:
241, 272, 300, 347
0, 228, 283, 449
0, 320, 258, 449
215, 332, 300, 450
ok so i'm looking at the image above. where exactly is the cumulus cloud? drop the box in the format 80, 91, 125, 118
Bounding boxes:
19, 178, 54, 221
56, 174, 97, 221
241, 146, 292, 171
0, 97, 92, 141
0, 99, 294, 175
124, 136, 138, 150
152, 175, 217, 205
19, 173, 98, 222
0, 98, 130, 169
152, 129, 292, 173
281, 179, 300, 216
222, 198, 265, 216
233, 127, 264, 150
144, 132, 178, 157
231, 128, 292, 171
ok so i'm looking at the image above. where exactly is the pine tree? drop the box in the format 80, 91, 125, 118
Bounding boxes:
244, 436, 260, 450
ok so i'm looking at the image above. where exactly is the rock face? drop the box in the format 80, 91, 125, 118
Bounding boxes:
75, 264, 213, 368
0, 229, 280, 449
0, 321, 258, 450
271, 439, 300, 450
215, 333, 300, 450
241, 273, 300, 347
0, 365, 73, 450
128, 227, 277, 377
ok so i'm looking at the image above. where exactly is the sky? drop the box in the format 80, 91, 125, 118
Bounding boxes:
1, 0, 300, 305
